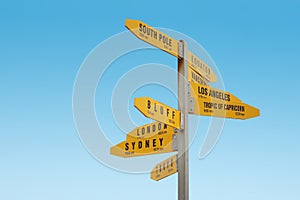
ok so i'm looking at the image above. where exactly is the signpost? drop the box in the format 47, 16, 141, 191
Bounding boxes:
177, 40, 189, 200
108, 19, 260, 200
151, 154, 178, 181
134, 97, 181, 129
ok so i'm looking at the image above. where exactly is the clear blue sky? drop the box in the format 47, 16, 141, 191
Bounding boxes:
1, 0, 300, 200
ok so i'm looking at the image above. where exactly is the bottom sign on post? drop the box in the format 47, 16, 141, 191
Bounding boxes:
151, 154, 178, 181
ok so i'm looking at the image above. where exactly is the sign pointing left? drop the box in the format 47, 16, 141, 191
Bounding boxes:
126, 121, 174, 140
125, 19, 179, 57
134, 97, 181, 129
110, 132, 177, 158
151, 155, 178, 181
125, 19, 218, 83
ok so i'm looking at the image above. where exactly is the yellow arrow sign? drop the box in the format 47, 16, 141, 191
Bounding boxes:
187, 51, 217, 82
110, 132, 177, 158
188, 67, 209, 86
151, 155, 177, 181
126, 121, 174, 140
125, 19, 179, 57
125, 19, 217, 82
134, 97, 181, 129
190, 82, 242, 103
190, 97, 260, 120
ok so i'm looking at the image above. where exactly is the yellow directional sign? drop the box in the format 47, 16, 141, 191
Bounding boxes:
125, 19, 217, 83
110, 132, 177, 158
126, 121, 174, 140
134, 97, 181, 129
190, 82, 242, 103
125, 19, 179, 57
151, 155, 177, 181
188, 67, 209, 86
190, 96, 260, 119
187, 51, 217, 82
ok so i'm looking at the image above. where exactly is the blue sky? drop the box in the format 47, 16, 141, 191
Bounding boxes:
1, 0, 300, 199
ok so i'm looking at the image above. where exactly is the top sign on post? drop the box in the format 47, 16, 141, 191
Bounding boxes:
125, 19, 217, 82
125, 19, 179, 57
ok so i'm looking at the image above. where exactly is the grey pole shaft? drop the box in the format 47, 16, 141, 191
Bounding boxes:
177, 40, 189, 200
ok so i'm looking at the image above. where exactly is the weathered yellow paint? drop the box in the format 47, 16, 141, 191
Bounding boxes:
125, 19, 217, 82
126, 121, 174, 140
190, 82, 242, 103
188, 67, 209, 86
125, 19, 179, 57
187, 51, 217, 82
190, 96, 260, 120
110, 132, 176, 158
151, 155, 177, 181
134, 97, 181, 129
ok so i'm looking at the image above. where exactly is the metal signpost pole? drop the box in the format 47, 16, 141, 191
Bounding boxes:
177, 40, 189, 200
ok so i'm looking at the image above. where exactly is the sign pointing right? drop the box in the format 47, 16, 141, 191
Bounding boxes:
190, 82, 242, 103
189, 96, 260, 120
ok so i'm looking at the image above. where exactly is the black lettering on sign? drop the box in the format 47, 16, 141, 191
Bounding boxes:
198, 86, 208, 96
134, 122, 170, 139
172, 111, 175, 119
152, 124, 156, 132
160, 105, 163, 115
153, 139, 157, 147
218, 103, 223, 110
125, 143, 129, 151
145, 140, 150, 148
203, 102, 217, 109
191, 70, 208, 86
224, 104, 245, 112
191, 55, 211, 76
132, 142, 136, 150
139, 23, 158, 39
226, 94, 230, 102
149, 101, 177, 120
147, 125, 151, 133
163, 123, 167, 129
138, 141, 143, 149
158, 123, 161, 130
158, 34, 172, 47
159, 138, 163, 146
